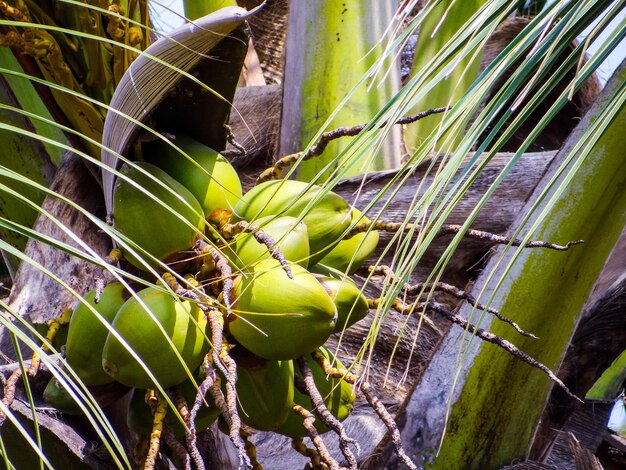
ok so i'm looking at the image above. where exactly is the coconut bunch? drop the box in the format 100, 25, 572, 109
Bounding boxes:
44, 134, 380, 466
106, 133, 375, 364
49, 131, 583, 469
37, 88, 584, 470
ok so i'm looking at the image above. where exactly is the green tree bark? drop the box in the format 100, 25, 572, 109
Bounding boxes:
403, 61, 626, 469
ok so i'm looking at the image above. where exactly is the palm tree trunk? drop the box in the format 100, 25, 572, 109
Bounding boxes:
394, 59, 626, 470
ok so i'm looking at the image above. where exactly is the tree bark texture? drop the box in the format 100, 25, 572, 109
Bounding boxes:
2, 154, 112, 360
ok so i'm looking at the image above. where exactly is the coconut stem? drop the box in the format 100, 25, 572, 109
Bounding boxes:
222, 123, 247, 158
291, 437, 325, 469
366, 296, 440, 334
144, 390, 168, 470
292, 405, 340, 470
219, 343, 250, 468
255, 106, 449, 184
163, 427, 192, 470
0, 367, 21, 427
133, 436, 150, 468
171, 387, 204, 470
191, 354, 216, 429
193, 240, 235, 315
29, 307, 73, 376
0, 307, 72, 428
241, 429, 264, 470
207, 352, 250, 469
296, 357, 359, 469
310, 350, 417, 470
360, 382, 416, 470
347, 221, 583, 251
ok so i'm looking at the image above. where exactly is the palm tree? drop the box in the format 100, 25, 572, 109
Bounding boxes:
0, 0, 625, 468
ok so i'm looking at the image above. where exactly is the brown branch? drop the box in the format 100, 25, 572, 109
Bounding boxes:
367, 297, 441, 334
144, 390, 168, 470
349, 221, 583, 251
0, 368, 22, 427
208, 376, 249, 468
28, 307, 73, 378
171, 387, 204, 470
292, 405, 340, 470
366, 265, 536, 338
256, 107, 449, 184
190, 354, 215, 427
310, 350, 417, 470
207, 344, 250, 469
439, 225, 584, 251
163, 427, 192, 470
158, 273, 247, 467
423, 300, 582, 402
361, 382, 416, 470
291, 437, 326, 469
0, 307, 72, 427
193, 240, 234, 315
133, 436, 150, 468
241, 430, 264, 470
296, 357, 359, 470
222, 123, 247, 158
408, 281, 536, 338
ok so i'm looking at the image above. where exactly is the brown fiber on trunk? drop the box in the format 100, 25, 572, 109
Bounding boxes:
237, 0, 289, 84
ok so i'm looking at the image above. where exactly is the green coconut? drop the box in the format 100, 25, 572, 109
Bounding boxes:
228, 259, 337, 360
42, 378, 128, 415
226, 215, 310, 269
146, 134, 242, 215
317, 208, 379, 274
233, 180, 351, 264
66, 282, 128, 386
227, 348, 294, 431
112, 162, 205, 270
314, 275, 369, 333
102, 286, 209, 389
275, 347, 354, 438
42, 378, 83, 415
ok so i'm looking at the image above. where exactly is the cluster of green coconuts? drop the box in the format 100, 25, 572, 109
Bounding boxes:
47, 134, 380, 439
